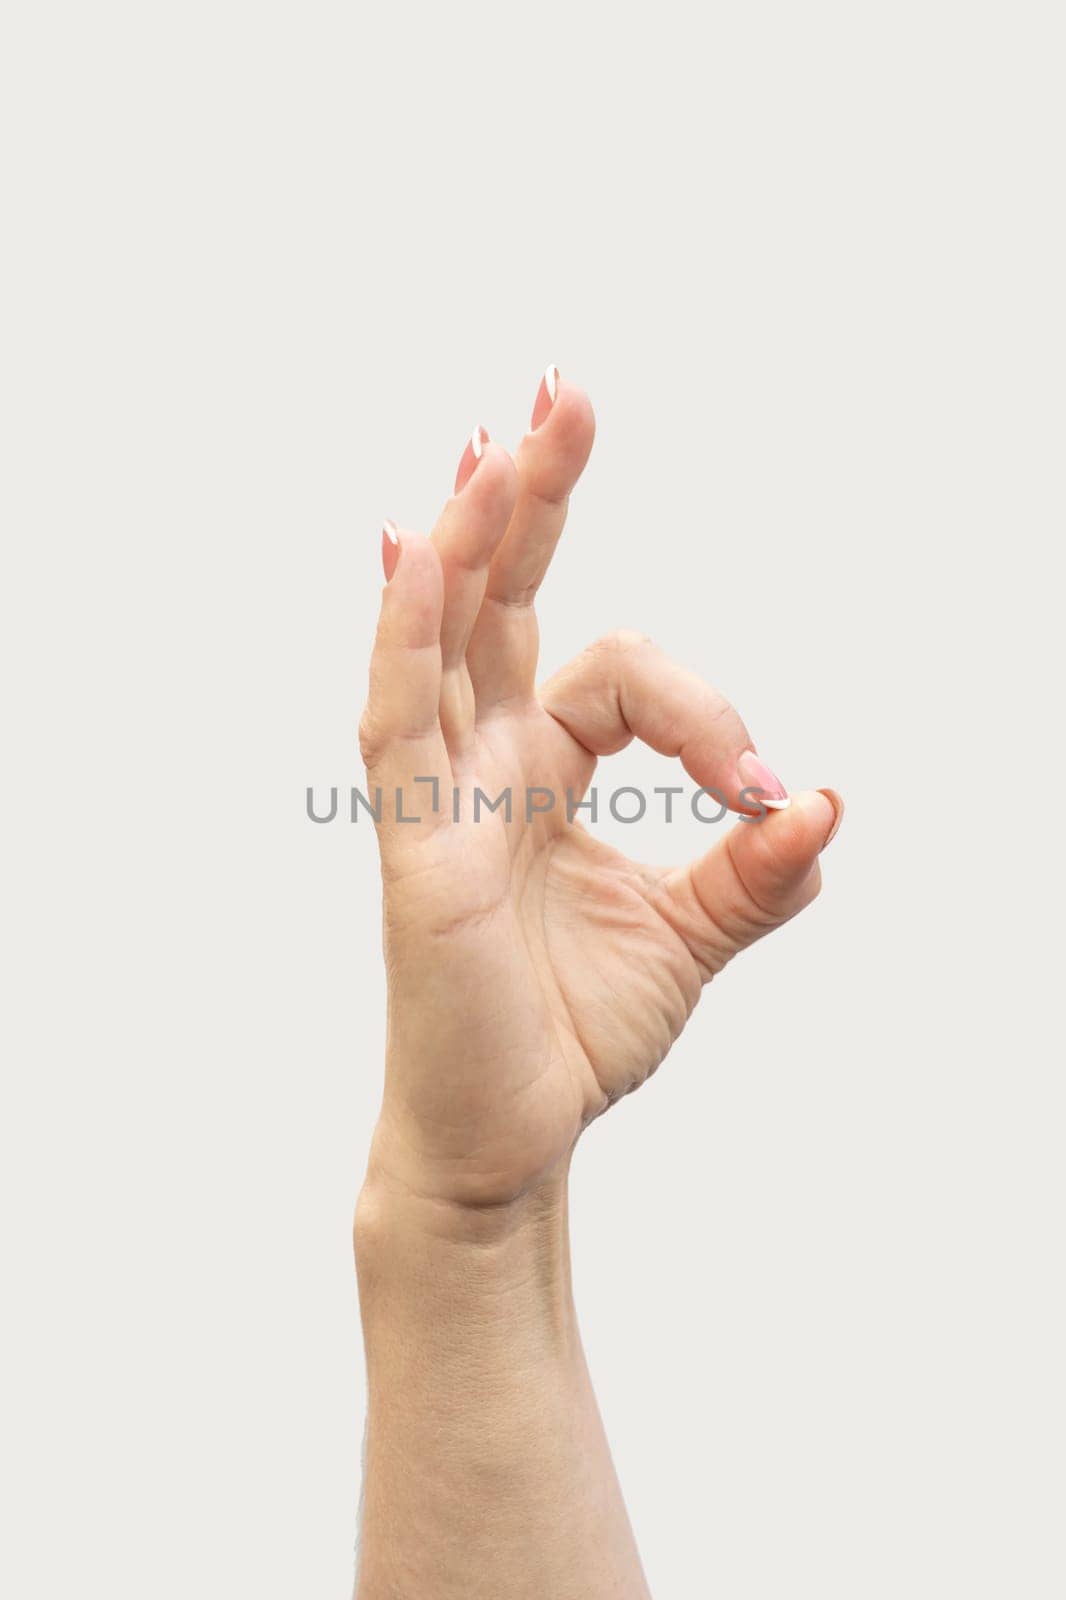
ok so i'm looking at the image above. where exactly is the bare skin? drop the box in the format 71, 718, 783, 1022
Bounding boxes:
354, 369, 843, 1598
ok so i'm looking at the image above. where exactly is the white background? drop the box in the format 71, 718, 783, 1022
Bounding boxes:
2, 3, 1063, 1595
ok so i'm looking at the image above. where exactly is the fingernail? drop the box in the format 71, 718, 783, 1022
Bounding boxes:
381, 519, 400, 582
738, 750, 790, 810
818, 788, 844, 849
455, 425, 488, 493
531, 363, 559, 429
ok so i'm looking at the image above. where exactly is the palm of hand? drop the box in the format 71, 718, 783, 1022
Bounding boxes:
381, 706, 706, 1203
363, 375, 840, 1206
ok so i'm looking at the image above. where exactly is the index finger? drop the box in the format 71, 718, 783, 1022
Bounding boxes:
538, 630, 790, 814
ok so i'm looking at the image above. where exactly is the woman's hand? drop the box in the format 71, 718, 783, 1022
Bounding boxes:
359, 368, 842, 1214
354, 368, 843, 1597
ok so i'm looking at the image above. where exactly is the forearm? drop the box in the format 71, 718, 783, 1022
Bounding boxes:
353, 1165, 650, 1599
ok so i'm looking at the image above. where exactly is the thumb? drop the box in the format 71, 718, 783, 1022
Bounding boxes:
663, 790, 844, 977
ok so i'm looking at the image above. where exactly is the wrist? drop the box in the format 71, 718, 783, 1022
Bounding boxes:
358, 1107, 573, 1240
355, 1139, 576, 1364
355, 1156, 572, 1295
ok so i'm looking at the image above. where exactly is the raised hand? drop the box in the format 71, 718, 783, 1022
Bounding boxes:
359, 368, 843, 1211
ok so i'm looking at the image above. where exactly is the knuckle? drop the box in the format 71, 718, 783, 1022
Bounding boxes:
358, 706, 388, 770
587, 628, 655, 670
602, 627, 654, 655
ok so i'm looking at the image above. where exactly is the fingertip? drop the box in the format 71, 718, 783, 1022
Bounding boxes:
761, 790, 839, 864
554, 376, 596, 432
735, 750, 790, 816
381, 519, 400, 582
454, 425, 489, 494
452, 439, 518, 528
521, 376, 596, 491
730, 789, 835, 883
818, 788, 845, 850
552, 379, 597, 458
377, 527, 444, 643
531, 363, 558, 430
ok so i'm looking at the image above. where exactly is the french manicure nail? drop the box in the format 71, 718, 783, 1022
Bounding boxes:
818, 788, 844, 849
738, 750, 790, 810
381, 519, 399, 582
455, 425, 488, 493
531, 363, 559, 429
